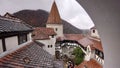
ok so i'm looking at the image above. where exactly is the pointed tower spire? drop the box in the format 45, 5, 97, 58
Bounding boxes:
47, 1, 62, 24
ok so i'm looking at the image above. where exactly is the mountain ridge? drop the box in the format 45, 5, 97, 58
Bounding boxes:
13, 9, 83, 34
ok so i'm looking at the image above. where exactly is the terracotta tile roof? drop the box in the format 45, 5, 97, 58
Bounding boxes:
78, 37, 94, 47
64, 34, 85, 41
91, 39, 103, 52
46, 1, 62, 24
77, 36, 103, 52
32, 33, 50, 40
0, 42, 55, 68
32, 27, 56, 40
75, 59, 102, 68
56, 34, 85, 43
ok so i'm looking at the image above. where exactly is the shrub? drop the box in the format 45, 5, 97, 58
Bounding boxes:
72, 47, 84, 65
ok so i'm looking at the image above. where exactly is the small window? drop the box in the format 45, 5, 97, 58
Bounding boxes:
51, 45, 53, 48
18, 34, 27, 45
56, 28, 58, 31
48, 45, 50, 48
95, 49, 99, 55
51, 35, 54, 38
93, 29, 95, 33
99, 52, 104, 59
48, 45, 52, 48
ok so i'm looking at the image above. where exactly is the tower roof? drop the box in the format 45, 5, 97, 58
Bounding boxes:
47, 1, 62, 24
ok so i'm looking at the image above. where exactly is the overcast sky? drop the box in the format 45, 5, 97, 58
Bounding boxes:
0, 0, 94, 29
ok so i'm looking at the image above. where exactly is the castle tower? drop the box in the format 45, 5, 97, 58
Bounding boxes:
46, 1, 63, 37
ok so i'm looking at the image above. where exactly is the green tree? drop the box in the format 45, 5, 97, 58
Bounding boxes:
72, 47, 84, 65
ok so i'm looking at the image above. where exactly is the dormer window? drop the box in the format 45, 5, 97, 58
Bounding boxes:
23, 57, 31, 64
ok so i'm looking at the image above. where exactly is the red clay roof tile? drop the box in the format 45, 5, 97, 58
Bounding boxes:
0, 42, 54, 68
78, 37, 94, 47
64, 34, 85, 41
32, 27, 56, 40
91, 39, 103, 52
75, 59, 102, 68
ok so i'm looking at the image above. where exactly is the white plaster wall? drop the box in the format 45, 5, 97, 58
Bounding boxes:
36, 36, 56, 55
91, 29, 100, 38
85, 45, 91, 61
87, 45, 91, 53
27, 33, 32, 41
46, 24, 63, 37
0, 39, 3, 53
5, 36, 18, 50
36, 39, 50, 49
90, 50, 95, 58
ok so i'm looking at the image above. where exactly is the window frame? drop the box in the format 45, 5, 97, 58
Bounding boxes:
18, 34, 27, 45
